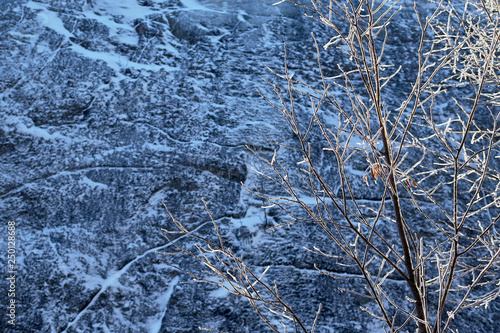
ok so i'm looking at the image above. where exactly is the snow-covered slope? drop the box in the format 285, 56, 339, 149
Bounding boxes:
0, 0, 499, 332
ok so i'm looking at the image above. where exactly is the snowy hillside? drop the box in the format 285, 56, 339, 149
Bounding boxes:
0, 0, 499, 332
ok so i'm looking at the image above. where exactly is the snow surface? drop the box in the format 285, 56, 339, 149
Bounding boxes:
80, 176, 109, 190
89, 0, 158, 24
60, 221, 212, 332
180, 0, 218, 12
2, 115, 77, 143
148, 276, 180, 333
26, 1, 75, 40
26, 0, 178, 76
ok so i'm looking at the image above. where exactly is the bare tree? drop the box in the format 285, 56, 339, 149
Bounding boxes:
160, 1, 500, 332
